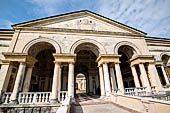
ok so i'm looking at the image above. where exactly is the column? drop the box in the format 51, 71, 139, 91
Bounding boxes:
51, 62, 60, 103
114, 63, 124, 94
58, 65, 62, 92
103, 63, 111, 96
161, 65, 170, 85
68, 63, 74, 97
139, 63, 151, 92
23, 66, 33, 92
110, 66, 117, 90
0, 63, 13, 98
98, 65, 106, 97
10, 62, 26, 103
131, 66, 140, 87
148, 63, 163, 92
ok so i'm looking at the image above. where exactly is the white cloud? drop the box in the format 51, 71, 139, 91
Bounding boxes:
25, 0, 64, 16
98, 0, 170, 38
0, 19, 13, 29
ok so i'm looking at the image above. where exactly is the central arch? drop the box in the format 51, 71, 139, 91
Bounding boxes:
73, 42, 101, 96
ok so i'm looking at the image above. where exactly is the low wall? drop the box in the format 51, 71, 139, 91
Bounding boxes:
110, 94, 170, 113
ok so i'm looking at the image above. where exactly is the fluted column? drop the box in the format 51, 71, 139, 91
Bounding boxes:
103, 63, 111, 96
68, 63, 74, 97
148, 63, 163, 92
99, 65, 106, 97
139, 63, 151, 92
161, 65, 170, 85
110, 66, 117, 90
10, 62, 26, 103
131, 66, 140, 87
115, 63, 124, 94
23, 66, 34, 92
51, 62, 60, 103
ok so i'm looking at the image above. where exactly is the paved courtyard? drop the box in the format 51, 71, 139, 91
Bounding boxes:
70, 94, 135, 113
72, 104, 131, 113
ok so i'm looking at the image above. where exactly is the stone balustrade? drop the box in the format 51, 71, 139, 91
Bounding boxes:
1, 91, 68, 104
124, 87, 148, 96
1, 92, 12, 104
18, 92, 51, 104
58, 91, 68, 102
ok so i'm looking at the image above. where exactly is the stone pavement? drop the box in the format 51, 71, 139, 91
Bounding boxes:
70, 94, 138, 113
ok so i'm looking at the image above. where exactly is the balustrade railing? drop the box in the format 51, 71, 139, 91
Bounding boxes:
151, 86, 156, 95
1, 92, 12, 104
1, 91, 68, 104
58, 91, 68, 102
18, 92, 51, 104
124, 87, 147, 96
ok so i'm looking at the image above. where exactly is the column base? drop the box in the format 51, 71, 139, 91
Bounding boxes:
100, 95, 106, 99
50, 99, 59, 103
10, 99, 18, 104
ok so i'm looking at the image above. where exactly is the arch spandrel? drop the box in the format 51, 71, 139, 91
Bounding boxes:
22, 37, 61, 54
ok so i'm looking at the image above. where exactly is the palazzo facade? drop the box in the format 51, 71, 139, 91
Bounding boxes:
0, 10, 170, 105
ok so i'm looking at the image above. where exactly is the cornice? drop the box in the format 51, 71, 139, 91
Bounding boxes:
13, 26, 145, 38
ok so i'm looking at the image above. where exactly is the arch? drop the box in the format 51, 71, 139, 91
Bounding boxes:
22, 37, 61, 53
70, 39, 107, 56
160, 52, 170, 59
114, 41, 142, 55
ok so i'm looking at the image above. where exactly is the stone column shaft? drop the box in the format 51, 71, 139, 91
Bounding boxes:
10, 62, 26, 103
23, 67, 33, 92
110, 67, 117, 90
51, 62, 60, 102
161, 66, 170, 85
103, 63, 111, 96
58, 66, 62, 92
139, 63, 151, 92
68, 63, 74, 97
99, 65, 106, 97
115, 63, 124, 94
0, 63, 12, 98
131, 66, 140, 87
148, 64, 163, 92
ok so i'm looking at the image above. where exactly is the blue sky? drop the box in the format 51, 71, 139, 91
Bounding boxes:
0, 0, 170, 38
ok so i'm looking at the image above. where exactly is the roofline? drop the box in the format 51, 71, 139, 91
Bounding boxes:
12, 10, 146, 35
0, 29, 14, 31
146, 36, 170, 40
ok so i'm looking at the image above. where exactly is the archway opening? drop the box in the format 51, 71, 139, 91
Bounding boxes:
118, 45, 136, 88
28, 42, 56, 92
76, 73, 86, 94
157, 54, 170, 85
74, 43, 100, 96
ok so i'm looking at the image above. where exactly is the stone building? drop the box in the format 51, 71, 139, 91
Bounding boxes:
0, 10, 170, 112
